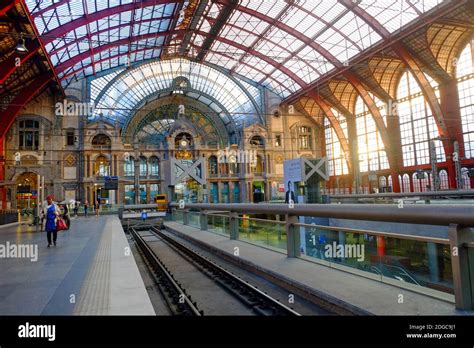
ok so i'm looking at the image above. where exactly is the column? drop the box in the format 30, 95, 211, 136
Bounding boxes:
439, 79, 465, 189
387, 101, 402, 192
134, 156, 140, 204
346, 114, 360, 193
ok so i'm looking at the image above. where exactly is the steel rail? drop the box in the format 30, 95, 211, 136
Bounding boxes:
150, 226, 301, 316
170, 203, 474, 227
129, 227, 202, 316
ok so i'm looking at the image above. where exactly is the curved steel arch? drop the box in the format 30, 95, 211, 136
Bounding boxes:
91, 58, 263, 124
130, 103, 229, 147
114, 87, 239, 140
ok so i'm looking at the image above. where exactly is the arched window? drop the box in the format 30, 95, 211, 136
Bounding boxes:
413, 172, 429, 192
19, 120, 40, 150
402, 173, 411, 193
387, 175, 393, 191
355, 96, 389, 172
298, 126, 312, 150
139, 156, 147, 176
94, 155, 110, 177
208, 156, 218, 176
461, 168, 471, 189
91, 134, 111, 148
324, 115, 348, 176
396, 71, 445, 167
439, 170, 449, 190
254, 155, 264, 175
149, 157, 159, 176
250, 135, 264, 146
124, 156, 134, 176
456, 42, 474, 159
379, 176, 387, 190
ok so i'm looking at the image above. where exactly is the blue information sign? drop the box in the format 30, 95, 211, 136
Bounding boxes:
141, 212, 148, 220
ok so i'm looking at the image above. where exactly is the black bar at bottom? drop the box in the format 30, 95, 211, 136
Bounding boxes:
0, 316, 473, 346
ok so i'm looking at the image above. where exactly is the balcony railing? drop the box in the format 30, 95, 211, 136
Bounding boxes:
169, 202, 474, 310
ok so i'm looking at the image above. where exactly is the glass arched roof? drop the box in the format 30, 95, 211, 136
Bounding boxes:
90, 58, 261, 127
25, 0, 445, 97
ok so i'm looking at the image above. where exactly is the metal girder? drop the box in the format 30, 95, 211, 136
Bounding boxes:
197, 0, 238, 61
55, 31, 177, 73
21, 0, 63, 97
341, 0, 450, 140
0, 39, 41, 85
307, 90, 352, 172
161, 0, 184, 58
178, 0, 209, 55
59, 44, 179, 81
0, 0, 20, 16
0, 72, 53, 139
49, 16, 174, 56
218, 1, 341, 67
228, 1, 293, 77
284, 0, 468, 104
188, 42, 291, 94
40, 0, 179, 45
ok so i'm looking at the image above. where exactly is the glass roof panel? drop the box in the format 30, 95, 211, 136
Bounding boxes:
359, 0, 443, 33
25, 0, 448, 98
26, 1, 177, 83
90, 59, 261, 128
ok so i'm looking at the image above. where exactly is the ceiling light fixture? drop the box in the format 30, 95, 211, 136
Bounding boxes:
15, 33, 28, 53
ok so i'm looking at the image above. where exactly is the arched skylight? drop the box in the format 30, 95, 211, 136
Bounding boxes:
90, 58, 261, 128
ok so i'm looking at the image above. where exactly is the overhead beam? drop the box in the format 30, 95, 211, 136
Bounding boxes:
178, 0, 209, 55
196, 0, 238, 61
307, 90, 352, 172
40, 0, 179, 45
55, 31, 175, 72
0, 39, 41, 85
0, 0, 20, 16
0, 72, 53, 139
284, 0, 468, 104
56, 29, 306, 91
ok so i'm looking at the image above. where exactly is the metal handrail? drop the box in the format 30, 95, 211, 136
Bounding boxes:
238, 216, 286, 224
170, 203, 474, 227
330, 189, 474, 199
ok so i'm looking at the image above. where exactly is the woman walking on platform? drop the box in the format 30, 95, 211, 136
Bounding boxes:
43, 195, 60, 247
84, 201, 89, 218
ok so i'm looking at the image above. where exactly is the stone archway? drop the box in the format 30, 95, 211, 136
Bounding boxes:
14, 172, 38, 210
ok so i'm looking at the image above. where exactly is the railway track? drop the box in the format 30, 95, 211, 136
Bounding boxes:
130, 225, 301, 316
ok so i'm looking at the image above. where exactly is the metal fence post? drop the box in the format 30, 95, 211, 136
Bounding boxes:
183, 209, 190, 225
286, 214, 301, 258
171, 208, 176, 221
449, 224, 473, 310
200, 210, 208, 231
230, 211, 239, 240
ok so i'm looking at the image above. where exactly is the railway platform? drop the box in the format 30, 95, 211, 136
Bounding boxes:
0, 216, 154, 315
164, 221, 474, 316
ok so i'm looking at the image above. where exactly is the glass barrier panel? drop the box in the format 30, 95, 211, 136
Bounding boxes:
238, 218, 286, 251
188, 211, 201, 229
174, 210, 184, 224
299, 224, 453, 294
207, 214, 229, 236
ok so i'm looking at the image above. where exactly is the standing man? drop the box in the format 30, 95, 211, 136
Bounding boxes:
95, 199, 100, 217
285, 181, 297, 204
43, 195, 60, 247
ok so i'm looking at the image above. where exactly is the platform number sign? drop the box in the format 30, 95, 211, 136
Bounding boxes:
141, 211, 148, 221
